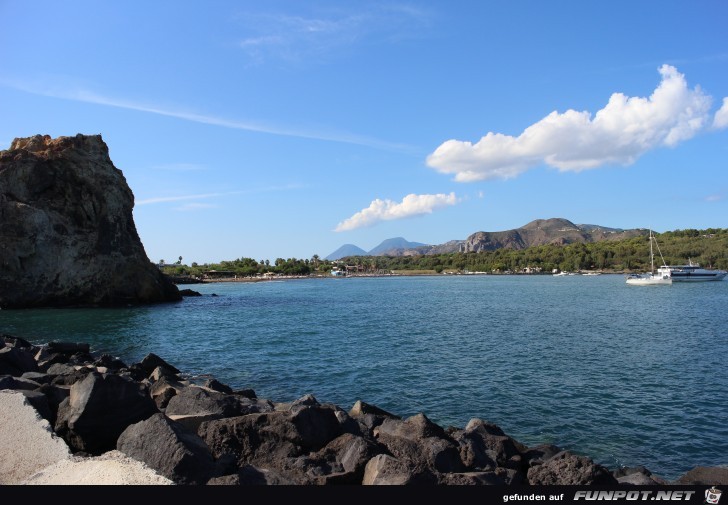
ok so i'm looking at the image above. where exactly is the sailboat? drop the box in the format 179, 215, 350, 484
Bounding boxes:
626, 230, 672, 286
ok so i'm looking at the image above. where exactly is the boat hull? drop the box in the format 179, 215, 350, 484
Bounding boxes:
626, 277, 672, 286
658, 265, 727, 282
670, 272, 727, 282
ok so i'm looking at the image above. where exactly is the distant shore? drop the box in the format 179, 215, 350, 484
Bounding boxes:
168, 270, 627, 285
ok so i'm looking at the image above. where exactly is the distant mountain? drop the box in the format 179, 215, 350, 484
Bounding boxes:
324, 219, 645, 260
367, 237, 428, 256
463, 218, 644, 253
576, 223, 628, 233
409, 240, 466, 256
325, 244, 367, 261
325, 237, 428, 260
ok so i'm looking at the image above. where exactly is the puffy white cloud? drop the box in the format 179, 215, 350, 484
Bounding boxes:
714, 97, 728, 129
335, 192, 459, 232
427, 65, 714, 182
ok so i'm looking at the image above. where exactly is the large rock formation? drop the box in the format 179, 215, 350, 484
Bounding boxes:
0, 134, 180, 308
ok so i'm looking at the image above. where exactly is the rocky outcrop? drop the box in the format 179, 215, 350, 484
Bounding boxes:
1, 335, 725, 486
0, 134, 180, 308
463, 218, 645, 253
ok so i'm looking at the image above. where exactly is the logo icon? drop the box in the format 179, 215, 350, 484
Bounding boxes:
706, 488, 722, 505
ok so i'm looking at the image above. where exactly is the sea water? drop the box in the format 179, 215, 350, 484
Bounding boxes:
2, 274, 726, 480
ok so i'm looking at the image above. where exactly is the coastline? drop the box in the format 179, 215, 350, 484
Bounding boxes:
1, 335, 726, 486
169, 270, 628, 285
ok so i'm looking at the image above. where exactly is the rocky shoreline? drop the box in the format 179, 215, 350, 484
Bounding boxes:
1, 333, 726, 486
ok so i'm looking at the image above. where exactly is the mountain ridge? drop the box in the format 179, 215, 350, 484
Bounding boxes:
325, 237, 427, 260
326, 218, 645, 260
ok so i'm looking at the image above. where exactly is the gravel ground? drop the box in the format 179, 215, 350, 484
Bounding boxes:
0, 390, 172, 485
21, 450, 173, 485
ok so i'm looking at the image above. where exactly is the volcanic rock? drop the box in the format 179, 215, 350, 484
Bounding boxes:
0, 134, 180, 308
117, 413, 215, 485
526, 450, 618, 485
54, 371, 158, 454
675, 466, 728, 485
374, 413, 463, 479
0, 346, 39, 376
362, 454, 416, 485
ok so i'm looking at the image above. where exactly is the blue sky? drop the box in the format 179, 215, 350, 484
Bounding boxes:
1, 1, 727, 264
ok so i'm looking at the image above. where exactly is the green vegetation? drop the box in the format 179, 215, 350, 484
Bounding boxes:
161, 228, 728, 278
160, 257, 319, 278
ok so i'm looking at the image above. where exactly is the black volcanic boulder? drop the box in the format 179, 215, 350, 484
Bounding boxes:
348, 399, 400, 435
1, 334, 35, 349
290, 402, 343, 452
526, 450, 618, 485
452, 418, 526, 470
198, 402, 343, 472
373, 413, 464, 479
0, 346, 39, 376
0, 134, 180, 308
138, 353, 180, 375
55, 371, 158, 454
165, 386, 273, 431
117, 413, 215, 485
362, 454, 416, 485
675, 466, 728, 485
46, 342, 90, 355
297, 432, 382, 484
0, 375, 42, 392
199, 412, 304, 469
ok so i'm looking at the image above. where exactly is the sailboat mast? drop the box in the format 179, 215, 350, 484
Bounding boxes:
649, 230, 655, 274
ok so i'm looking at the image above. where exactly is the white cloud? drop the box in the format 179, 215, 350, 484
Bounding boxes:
136, 184, 305, 206
714, 97, 728, 129
427, 65, 714, 182
153, 163, 207, 171
235, 5, 432, 64
173, 203, 218, 211
335, 192, 459, 232
137, 192, 237, 205
705, 194, 723, 202
0, 77, 413, 152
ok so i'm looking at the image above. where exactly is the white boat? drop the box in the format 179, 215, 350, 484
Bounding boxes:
626, 230, 672, 286
657, 260, 727, 282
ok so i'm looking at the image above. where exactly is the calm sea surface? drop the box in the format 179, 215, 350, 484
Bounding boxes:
2, 274, 726, 479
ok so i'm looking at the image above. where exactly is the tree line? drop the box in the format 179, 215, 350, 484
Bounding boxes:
160, 228, 728, 278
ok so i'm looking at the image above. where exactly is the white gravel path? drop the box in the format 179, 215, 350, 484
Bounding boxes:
0, 390, 172, 485
0, 390, 71, 484
21, 450, 173, 485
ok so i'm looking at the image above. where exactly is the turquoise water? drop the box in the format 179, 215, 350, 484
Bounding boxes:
2, 274, 727, 479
